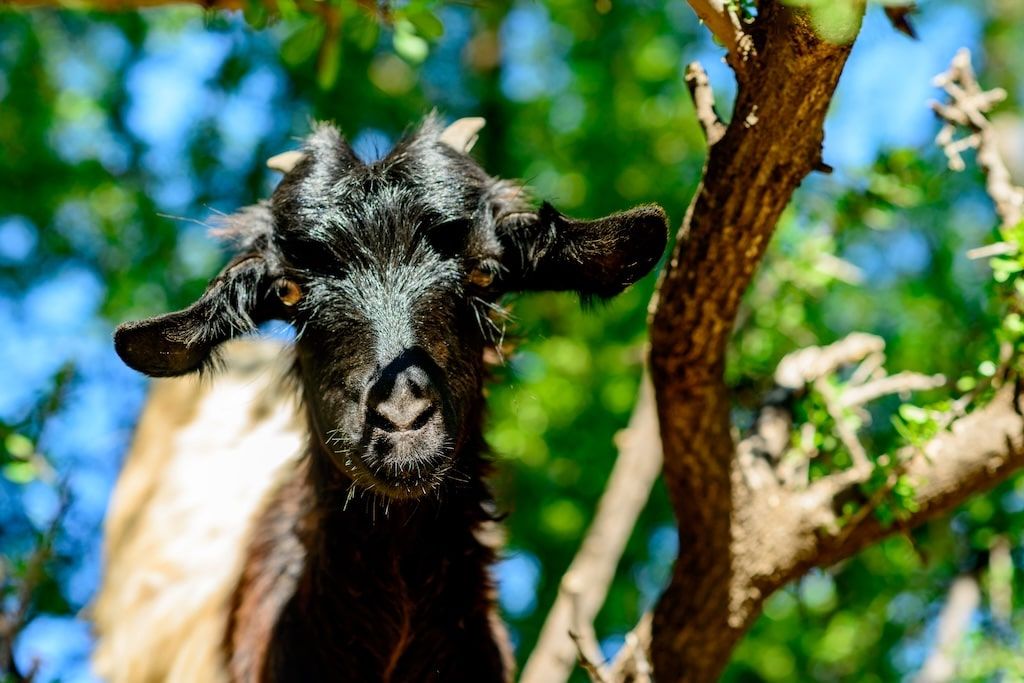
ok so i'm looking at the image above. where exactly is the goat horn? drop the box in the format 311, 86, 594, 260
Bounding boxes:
439, 117, 486, 153
266, 150, 306, 174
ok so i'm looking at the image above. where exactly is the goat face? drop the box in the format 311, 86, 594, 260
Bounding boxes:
114, 116, 667, 500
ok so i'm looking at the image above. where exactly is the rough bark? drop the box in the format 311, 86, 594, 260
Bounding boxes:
647, 3, 860, 679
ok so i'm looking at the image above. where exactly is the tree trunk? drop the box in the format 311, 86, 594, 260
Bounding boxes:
648, 3, 859, 679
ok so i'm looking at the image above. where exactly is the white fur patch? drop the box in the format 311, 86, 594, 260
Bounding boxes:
91, 341, 303, 683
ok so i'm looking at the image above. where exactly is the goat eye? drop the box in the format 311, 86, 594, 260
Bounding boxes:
274, 278, 303, 306
427, 218, 472, 258
468, 261, 497, 288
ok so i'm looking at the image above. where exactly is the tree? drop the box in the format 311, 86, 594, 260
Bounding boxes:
1, 0, 1023, 681
525, 4, 1024, 681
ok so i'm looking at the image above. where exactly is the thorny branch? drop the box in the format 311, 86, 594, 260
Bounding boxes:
932, 48, 1023, 230
742, 332, 945, 475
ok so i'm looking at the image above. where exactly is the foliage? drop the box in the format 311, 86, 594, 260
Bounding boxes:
0, 0, 1023, 681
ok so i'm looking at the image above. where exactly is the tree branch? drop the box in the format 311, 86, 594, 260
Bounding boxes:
647, 32, 1024, 678
774, 332, 885, 390
684, 62, 726, 146
932, 48, 1022, 229
648, 2, 863, 678
837, 371, 946, 408
685, 0, 753, 75
913, 574, 980, 683
736, 47, 1024, 655
521, 375, 661, 683
566, 579, 610, 683
800, 385, 1024, 570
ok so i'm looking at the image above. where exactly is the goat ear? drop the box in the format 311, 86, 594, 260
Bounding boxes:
114, 255, 275, 378
498, 202, 668, 298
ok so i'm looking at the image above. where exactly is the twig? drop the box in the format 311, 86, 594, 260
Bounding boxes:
739, 400, 792, 465
966, 241, 1018, 260
741, 333, 890, 476
932, 48, 1023, 230
752, 337, 940, 484
685, 62, 726, 146
566, 578, 609, 683
0, 482, 71, 679
521, 375, 661, 683
774, 333, 885, 390
607, 613, 653, 683
828, 451, 908, 546
914, 574, 980, 683
848, 350, 886, 386
814, 377, 870, 470
839, 371, 947, 408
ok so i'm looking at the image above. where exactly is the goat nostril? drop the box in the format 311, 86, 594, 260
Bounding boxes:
410, 404, 436, 431
367, 407, 398, 433
367, 400, 436, 433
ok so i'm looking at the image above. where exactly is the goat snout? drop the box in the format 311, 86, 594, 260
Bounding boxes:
366, 360, 439, 433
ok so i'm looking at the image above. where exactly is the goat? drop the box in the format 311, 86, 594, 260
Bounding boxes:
94, 115, 667, 682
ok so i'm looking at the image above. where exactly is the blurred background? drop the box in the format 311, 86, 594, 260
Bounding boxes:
1, 0, 1023, 680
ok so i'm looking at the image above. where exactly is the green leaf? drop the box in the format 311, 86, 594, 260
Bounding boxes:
805, 0, 863, 44
281, 19, 325, 66
5, 433, 33, 459
393, 23, 430, 63
956, 375, 977, 392
1004, 312, 1024, 336
348, 13, 381, 52
275, 0, 299, 21
898, 404, 929, 424
316, 35, 342, 89
989, 257, 1024, 282
243, 0, 270, 30
3, 461, 36, 484
404, 7, 444, 41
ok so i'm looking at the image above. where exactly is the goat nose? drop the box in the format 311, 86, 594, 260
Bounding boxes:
367, 365, 437, 433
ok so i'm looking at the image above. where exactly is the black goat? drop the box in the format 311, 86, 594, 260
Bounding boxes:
108, 115, 667, 682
